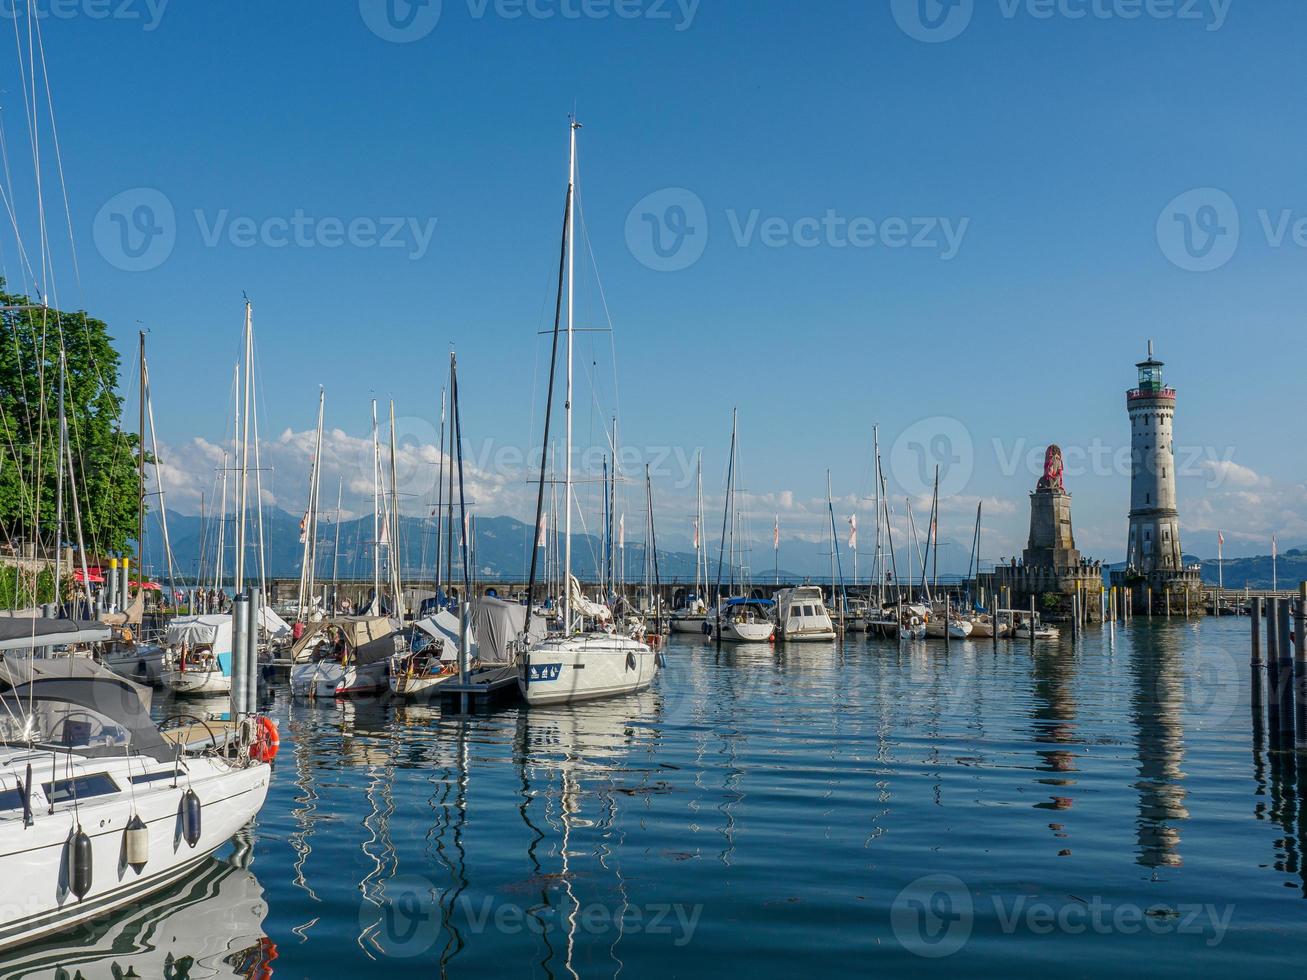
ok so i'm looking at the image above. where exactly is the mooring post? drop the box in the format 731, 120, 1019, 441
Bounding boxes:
1278, 597, 1295, 745
1251, 596, 1264, 742
944, 593, 951, 651
1071, 593, 1079, 640
246, 588, 261, 715
1296, 584, 1307, 749
897, 596, 904, 649
1184, 589, 1190, 618
231, 594, 249, 721
1267, 598, 1282, 748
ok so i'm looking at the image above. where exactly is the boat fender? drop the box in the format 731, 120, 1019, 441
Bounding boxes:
180, 788, 202, 848
626, 651, 636, 671
250, 716, 280, 764
125, 813, 149, 869
68, 827, 93, 900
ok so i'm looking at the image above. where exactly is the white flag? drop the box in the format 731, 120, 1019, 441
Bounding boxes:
1272, 532, 1277, 559
773, 515, 779, 550
537, 511, 547, 548
692, 518, 700, 550
618, 514, 625, 550
1217, 530, 1224, 559
299, 511, 309, 545
848, 514, 857, 550
378, 514, 389, 546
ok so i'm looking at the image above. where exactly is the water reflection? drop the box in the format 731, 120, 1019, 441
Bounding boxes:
0, 833, 270, 979
1128, 628, 1189, 869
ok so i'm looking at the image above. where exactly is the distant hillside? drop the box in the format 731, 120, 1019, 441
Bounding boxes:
1200, 550, 1307, 591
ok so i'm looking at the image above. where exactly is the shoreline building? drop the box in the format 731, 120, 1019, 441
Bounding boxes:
1109, 343, 1202, 612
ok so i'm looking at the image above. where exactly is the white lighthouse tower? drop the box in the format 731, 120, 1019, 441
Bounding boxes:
1126, 341, 1183, 572
1114, 342, 1201, 611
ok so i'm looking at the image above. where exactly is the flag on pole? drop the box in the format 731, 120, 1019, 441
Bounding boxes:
847, 514, 857, 550
1217, 530, 1224, 560
299, 511, 309, 545
773, 515, 780, 550
618, 514, 625, 550
1272, 532, 1277, 559
379, 514, 389, 546
692, 518, 700, 550
536, 511, 547, 548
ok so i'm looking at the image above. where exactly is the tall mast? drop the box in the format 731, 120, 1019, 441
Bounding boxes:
930, 466, 939, 594
331, 477, 343, 612
236, 300, 252, 594
695, 453, 704, 601
299, 389, 325, 620
53, 347, 65, 611
563, 117, 579, 634
215, 452, 229, 595
371, 398, 381, 608
873, 425, 883, 608
389, 400, 403, 615
137, 331, 146, 584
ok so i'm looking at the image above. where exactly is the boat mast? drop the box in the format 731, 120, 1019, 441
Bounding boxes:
298, 388, 324, 621
331, 477, 343, 613
236, 300, 252, 595
389, 400, 404, 616
53, 346, 65, 612
371, 398, 381, 610
873, 425, 883, 608
930, 466, 939, 595
563, 117, 579, 635
137, 331, 146, 595
695, 453, 704, 603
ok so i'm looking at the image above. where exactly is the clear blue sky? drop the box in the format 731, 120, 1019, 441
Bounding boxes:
1, 0, 1301, 563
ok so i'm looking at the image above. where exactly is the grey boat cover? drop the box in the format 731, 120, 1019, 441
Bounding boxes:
0, 655, 170, 762
0, 617, 111, 651
471, 598, 543, 666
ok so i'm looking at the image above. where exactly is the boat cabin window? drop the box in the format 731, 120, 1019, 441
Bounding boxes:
0, 785, 24, 811
42, 772, 120, 805
803, 605, 816, 617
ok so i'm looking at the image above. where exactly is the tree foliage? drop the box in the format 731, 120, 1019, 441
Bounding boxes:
0, 279, 144, 555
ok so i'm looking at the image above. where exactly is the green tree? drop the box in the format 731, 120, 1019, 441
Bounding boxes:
0, 279, 145, 556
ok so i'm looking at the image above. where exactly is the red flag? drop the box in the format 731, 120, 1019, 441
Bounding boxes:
773, 515, 780, 550
692, 519, 700, 550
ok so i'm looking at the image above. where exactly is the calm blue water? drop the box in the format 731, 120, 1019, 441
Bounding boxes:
5, 616, 1307, 977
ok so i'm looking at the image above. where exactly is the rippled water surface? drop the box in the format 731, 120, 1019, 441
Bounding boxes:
6, 616, 1307, 977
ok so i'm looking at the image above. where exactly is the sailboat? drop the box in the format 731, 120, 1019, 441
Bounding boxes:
705, 410, 777, 643
670, 454, 709, 634
517, 120, 660, 706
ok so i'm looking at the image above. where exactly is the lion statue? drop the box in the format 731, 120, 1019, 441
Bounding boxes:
1038, 444, 1065, 492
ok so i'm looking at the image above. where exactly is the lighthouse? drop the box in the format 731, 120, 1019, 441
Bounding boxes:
1113, 342, 1201, 612
1126, 341, 1182, 572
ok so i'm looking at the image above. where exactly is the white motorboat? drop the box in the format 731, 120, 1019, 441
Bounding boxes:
519, 632, 658, 706
774, 586, 837, 642
706, 598, 776, 643
289, 616, 397, 698
0, 634, 273, 955
668, 602, 708, 634
389, 621, 459, 699
925, 616, 974, 639
1012, 621, 1061, 640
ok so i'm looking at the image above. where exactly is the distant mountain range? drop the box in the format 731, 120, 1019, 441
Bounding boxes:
1198, 549, 1307, 591
137, 507, 984, 585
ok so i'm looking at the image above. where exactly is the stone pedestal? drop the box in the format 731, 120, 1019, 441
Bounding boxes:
1025, 488, 1079, 569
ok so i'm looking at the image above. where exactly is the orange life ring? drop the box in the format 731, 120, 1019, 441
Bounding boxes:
250, 716, 280, 763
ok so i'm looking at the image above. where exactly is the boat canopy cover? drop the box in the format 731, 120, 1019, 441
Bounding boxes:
259, 605, 292, 637
413, 610, 477, 662
166, 615, 234, 655
291, 616, 398, 662
0, 617, 111, 651
472, 597, 540, 665
568, 575, 612, 623
0, 655, 170, 762
722, 598, 774, 609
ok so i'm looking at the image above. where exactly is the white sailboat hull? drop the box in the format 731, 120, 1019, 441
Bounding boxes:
161, 669, 230, 696
0, 757, 268, 954
290, 660, 388, 698
668, 614, 706, 634
519, 634, 658, 705
100, 644, 166, 687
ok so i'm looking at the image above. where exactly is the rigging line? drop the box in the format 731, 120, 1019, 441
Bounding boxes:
574, 189, 623, 441
30, 12, 82, 303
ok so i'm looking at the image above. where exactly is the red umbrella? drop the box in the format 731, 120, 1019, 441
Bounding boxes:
73, 568, 105, 584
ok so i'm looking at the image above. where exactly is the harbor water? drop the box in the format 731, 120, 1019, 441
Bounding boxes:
3, 616, 1305, 977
